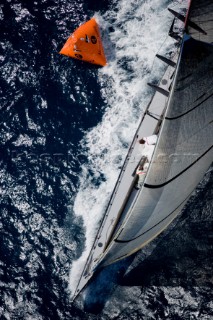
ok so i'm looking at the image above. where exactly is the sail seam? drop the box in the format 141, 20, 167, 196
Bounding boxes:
144, 144, 213, 189
114, 192, 191, 243
165, 92, 213, 120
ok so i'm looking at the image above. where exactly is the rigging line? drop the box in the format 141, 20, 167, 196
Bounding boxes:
195, 93, 206, 101
165, 92, 213, 120
114, 189, 193, 244
144, 144, 213, 189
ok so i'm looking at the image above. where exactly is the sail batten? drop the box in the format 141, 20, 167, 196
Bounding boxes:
165, 92, 213, 120
144, 145, 213, 189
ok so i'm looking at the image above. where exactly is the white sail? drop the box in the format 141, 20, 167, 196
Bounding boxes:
98, 36, 213, 266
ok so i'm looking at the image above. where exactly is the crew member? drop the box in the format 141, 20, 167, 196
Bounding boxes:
135, 162, 149, 189
139, 134, 157, 162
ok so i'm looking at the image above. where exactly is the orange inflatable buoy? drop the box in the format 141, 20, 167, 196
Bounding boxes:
59, 18, 107, 67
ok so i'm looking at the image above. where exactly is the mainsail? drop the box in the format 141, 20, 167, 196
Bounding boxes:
98, 36, 213, 267
72, 0, 213, 300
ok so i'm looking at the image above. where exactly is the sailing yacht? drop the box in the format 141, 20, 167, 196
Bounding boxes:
72, 0, 213, 300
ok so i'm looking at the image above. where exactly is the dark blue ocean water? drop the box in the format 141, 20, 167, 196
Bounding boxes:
0, 0, 212, 319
